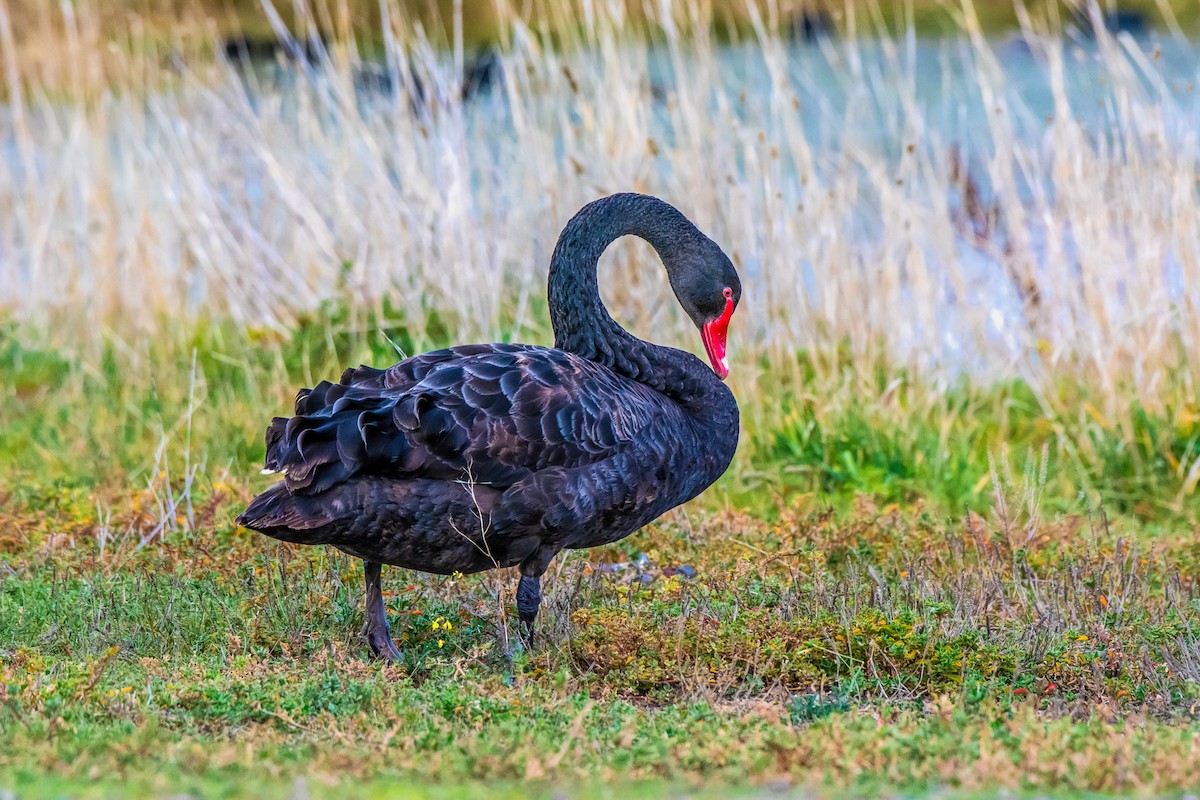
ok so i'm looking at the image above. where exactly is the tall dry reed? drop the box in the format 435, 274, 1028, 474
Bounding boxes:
1, 0, 1198, 418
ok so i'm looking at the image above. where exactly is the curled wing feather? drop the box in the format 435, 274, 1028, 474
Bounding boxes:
262, 343, 679, 494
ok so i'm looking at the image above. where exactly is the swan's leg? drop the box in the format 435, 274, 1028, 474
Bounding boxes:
361, 560, 402, 662
516, 574, 542, 649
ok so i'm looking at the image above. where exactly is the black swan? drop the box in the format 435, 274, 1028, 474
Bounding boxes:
237, 193, 742, 659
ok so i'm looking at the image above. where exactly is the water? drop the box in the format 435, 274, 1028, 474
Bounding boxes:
2, 33, 1199, 383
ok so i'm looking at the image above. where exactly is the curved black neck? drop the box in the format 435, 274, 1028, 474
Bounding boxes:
547, 194, 706, 390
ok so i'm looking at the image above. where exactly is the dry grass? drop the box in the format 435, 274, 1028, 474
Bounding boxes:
2, 1, 1200, 418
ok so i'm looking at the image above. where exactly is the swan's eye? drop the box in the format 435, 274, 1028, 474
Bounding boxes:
722, 287, 733, 300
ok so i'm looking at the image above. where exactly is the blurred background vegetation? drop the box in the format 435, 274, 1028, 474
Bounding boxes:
4, 0, 1200, 70
6, 0, 1200, 40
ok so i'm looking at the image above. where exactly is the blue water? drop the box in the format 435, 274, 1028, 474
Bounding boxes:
3, 33, 1199, 375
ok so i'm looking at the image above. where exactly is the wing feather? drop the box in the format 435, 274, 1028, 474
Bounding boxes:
261, 344, 680, 494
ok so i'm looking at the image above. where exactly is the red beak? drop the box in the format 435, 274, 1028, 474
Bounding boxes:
700, 295, 735, 380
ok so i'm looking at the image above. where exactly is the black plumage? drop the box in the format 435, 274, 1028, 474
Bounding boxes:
238, 193, 742, 658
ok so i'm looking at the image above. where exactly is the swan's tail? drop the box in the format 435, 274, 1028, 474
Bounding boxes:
237, 482, 340, 543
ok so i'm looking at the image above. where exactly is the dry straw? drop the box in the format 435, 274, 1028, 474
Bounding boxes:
1, 0, 1198, 414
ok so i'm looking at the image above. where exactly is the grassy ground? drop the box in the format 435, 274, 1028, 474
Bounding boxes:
5, 489, 1200, 797
4, 326, 1200, 798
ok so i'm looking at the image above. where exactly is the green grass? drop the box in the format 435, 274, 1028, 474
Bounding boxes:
4, 503, 1200, 796
8, 316, 1200, 522
5, 321, 1200, 796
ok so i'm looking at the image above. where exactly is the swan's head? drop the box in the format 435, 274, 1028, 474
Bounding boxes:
665, 237, 742, 380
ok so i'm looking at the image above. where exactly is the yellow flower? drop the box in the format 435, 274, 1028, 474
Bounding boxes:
437, 640, 445, 648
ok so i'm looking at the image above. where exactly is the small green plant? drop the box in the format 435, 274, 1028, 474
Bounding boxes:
787, 692, 851, 723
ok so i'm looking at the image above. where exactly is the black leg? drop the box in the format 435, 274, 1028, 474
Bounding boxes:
361, 560, 402, 662
516, 574, 542, 649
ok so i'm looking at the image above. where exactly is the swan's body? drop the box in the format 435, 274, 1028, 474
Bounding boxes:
238, 194, 742, 657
